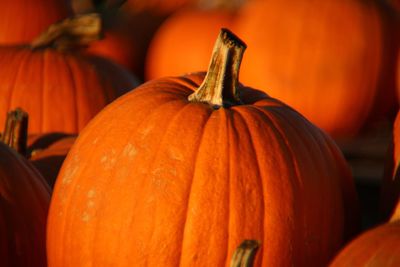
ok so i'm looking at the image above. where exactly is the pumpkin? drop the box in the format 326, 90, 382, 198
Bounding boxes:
30, 136, 76, 188
145, 8, 235, 80
2, 108, 76, 189
330, 202, 400, 266
0, 0, 71, 44
47, 29, 359, 266
234, 0, 383, 138
0, 127, 51, 266
70, 0, 167, 79
0, 14, 138, 135
380, 111, 400, 221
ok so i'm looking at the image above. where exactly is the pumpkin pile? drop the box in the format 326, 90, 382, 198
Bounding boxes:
0, 0, 399, 266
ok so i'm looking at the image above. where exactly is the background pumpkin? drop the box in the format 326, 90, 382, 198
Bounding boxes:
0, 141, 50, 266
330, 202, 400, 266
0, 14, 138, 134
0, 0, 71, 44
145, 8, 235, 80
380, 111, 400, 221
30, 135, 76, 188
234, 0, 383, 138
47, 29, 359, 266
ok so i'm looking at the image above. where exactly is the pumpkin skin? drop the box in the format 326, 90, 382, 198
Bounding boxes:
0, 46, 138, 134
329, 220, 400, 266
0, 141, 51, 267
0, 0, 71, 44
235, 0, 383, 138
146, 9, 234, 80
48, 69, 359, 266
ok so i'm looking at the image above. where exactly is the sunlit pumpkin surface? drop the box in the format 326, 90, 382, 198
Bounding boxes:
0, 46, 137, 134
48, 71, 358, 266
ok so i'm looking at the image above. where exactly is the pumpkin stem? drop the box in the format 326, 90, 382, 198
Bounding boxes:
30, 13, 101, 51
1, 108, 28, 157
188, 28, 246, 109
229, 240, 260, 267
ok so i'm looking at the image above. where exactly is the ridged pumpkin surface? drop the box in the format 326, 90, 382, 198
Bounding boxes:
0, 142, 50, 267
48, 70, 358, 266
0, 0, 71, 44
0, 46, 137, 134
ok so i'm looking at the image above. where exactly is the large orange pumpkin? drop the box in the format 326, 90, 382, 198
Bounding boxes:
0, 15, 138, 135
47, 29, 359, 266
234, 0, 383, 138
0, 0, 71, 44
0, 141, 51, 266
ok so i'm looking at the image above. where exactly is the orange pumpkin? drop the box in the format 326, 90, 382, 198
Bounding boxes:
146, 8, 234, 80
30, 135, 76, 188
0, 0, 71, 44
0, 141, 50, 266
235, 0, 383, 138
330, 204, 400, 266
380, 111, 400, 221
47, 29, 359, 266
0, 14, 138, 135
70, 0, 167, 79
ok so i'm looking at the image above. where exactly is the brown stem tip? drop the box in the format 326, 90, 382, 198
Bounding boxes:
188, 28, 247, 109
1, 108, 28, 156
230, 240, 260, 267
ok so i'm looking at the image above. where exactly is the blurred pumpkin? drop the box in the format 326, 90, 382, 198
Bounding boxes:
0, 14, 138, 135
330, 202, 400, 266
235, 0, 383, 138
145, 8, 235, 80
1, 108, 76, 189
30, 136, 76, 188
0, 129, 50, 266
380, 111, 400, 221
0, 0, 71, 44
47, 29, 359, 266
71, 0, 167, 79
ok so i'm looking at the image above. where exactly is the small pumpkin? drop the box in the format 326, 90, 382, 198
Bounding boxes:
47, 29, 359, 266
0, 14, 138, 135
30, 136, 76, 188
2, 108, 76, 188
